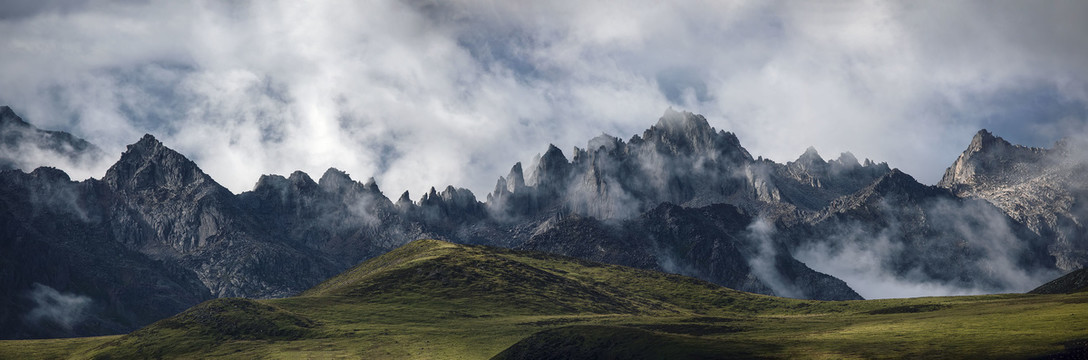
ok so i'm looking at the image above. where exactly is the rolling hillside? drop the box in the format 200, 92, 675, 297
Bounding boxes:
2, 239, 1086, 359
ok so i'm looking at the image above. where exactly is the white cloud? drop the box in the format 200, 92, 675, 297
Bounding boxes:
0, 0, 1084, 198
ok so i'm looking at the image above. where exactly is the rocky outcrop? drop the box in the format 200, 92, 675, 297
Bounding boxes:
938, 129, 1088, 271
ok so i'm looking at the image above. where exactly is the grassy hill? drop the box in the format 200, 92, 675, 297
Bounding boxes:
2, 239, 1087, 359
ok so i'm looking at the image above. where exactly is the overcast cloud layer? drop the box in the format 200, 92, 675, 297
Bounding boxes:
1, 0, 1086, 198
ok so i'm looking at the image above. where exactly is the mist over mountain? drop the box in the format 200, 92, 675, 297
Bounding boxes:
0, 106, 1077, 338
0, 106, 108, 180
939, 129, 1088, 271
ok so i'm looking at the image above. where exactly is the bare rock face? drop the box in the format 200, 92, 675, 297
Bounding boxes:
938, 129, 1088, 271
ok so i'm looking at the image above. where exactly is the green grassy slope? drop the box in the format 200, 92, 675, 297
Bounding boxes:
2, 239, 1087, 359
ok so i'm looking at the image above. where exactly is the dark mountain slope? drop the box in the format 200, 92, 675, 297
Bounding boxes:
521, 203, 862, 300
102, 134, 340, 298
784, 169, 1057, 295
1030, 268, 1088, 294
238, 168, 429, 268
0, 167, 211, 339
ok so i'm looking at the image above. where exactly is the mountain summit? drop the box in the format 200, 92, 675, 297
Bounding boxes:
939, 129, 1088, 271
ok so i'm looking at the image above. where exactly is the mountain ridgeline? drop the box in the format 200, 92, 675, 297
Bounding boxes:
0, 107, 1077, 339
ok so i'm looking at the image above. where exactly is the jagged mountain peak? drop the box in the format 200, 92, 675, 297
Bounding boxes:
542, 144, 568, 162
396, 190, 413, 206
253, 173, 288, 191
653, 107, 712, 134
867, 168, 945, 199
967, 129, 1009, 152
289, 170, 316, 185
28, 166, 73, 182
251, 171, 320, 194
530, 144, 571, 188
832, 152, 860, 168
938, 129, 1052, 189
131, 133, 164, 153
586, 133, 622, 152
795, 146, 825, 165
0, 105, 29, 127
1, 106, 106, 175
104, 134, 222, 193
318, 167, 353, 190
363, 177, 380, 192
506, 162, 525, 191
641, 108, 752, 162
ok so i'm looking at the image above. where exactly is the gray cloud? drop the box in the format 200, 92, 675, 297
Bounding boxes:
793, 196, 1060, 299
24, 283, 92, 331
745, 217, 802, 299
0, 0, 1085, 199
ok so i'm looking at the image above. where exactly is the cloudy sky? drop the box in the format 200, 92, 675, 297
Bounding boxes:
1, 0, 1086, 198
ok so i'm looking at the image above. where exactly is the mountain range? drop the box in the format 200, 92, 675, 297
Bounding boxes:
0, 106, 1081, 339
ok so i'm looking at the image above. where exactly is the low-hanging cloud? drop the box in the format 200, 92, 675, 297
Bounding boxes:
794, 196, 1061, 299
23, 283, 92, 331
746, 217, 802, 299
0, 0, 1085, 200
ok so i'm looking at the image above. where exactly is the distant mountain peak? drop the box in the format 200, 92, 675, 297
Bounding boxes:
650, 108, 716, 141
104, 134, 221, 193
0, 106, 29, 127
798, 146, 824, 163
531, 144, 571, 188
318, 168, 353, 189
868, 168, 939, 197
133, 133, 163, 150
655, 108, 708, 129
28, 166, 72, 182
938, 128, 1052, 189
833, 152, 860, 168
397, 190, 412, 205
968, 129, 1007, 152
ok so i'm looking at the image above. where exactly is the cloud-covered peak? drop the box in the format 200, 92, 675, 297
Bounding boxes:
1, 1, 1085, 194
0, 106, 27, 127
798, 146, 823, 163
